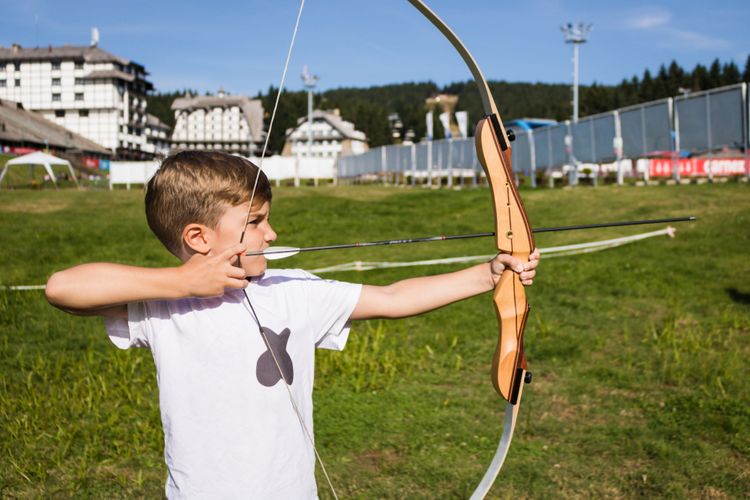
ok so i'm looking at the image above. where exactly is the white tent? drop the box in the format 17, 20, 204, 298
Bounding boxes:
0, 151, 79, 188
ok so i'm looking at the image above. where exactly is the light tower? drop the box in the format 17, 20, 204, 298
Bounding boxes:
301, 65, 319, 159
561, 22, 592, 123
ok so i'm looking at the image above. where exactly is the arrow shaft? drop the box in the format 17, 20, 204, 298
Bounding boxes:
246, 216, 695, 257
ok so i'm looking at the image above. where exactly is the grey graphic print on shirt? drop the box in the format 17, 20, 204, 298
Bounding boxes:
256, 327, 294, 387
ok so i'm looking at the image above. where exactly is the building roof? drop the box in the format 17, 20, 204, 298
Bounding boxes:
0, 99, 111, 155
146, 113, 170, 131
171, 94, 265, 141
0, 44, 146, 72
85, 69, 136, 82
287, 110, 367, 141
506, 118, 558, 131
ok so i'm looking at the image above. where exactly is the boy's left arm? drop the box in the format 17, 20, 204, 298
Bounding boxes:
351, 249, 540, 320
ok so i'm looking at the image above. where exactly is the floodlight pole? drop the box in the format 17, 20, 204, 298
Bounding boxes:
301, 65, 319, 186
561, 22, 592, 186
561, 22, 591, 122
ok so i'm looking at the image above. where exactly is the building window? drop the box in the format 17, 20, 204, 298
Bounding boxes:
55, 110, 65, 117
52, 93, 61, 101
0, 80, 5, 88
79, 109, 89, 117
75, 78, 84, 85
14, 79, 20, 87
14, 62, 20, 71
51, 78, 61, 86
75, 93, 84, 101
75, 61, 84, 70
51, 61, 61, 70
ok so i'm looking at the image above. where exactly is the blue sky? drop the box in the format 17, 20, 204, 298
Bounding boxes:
2, 0, 748, 96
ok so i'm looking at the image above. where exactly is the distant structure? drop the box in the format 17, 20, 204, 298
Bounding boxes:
0, 98, 111, 159
425, 94, 460, 138
144, 113, 171, 157
561, 22, 592, 123
301, 65, 319, 158
505, 117, 557, 135
281, 109, 367, 158
0, 37, 154, 159
170, 90, 265, 156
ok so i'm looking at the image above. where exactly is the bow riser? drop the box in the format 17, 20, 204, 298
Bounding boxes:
475, 115, 535, 403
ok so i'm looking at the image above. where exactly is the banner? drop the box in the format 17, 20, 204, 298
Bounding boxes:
438, 112, 452, 139
455, 111, 468, 139
425, 111, 433, 140
82, 157, 100, 168
649, 157, 747, 177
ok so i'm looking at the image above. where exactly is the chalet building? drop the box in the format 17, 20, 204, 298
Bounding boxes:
170, 90, 265, 156
0, 98, 111, 161
282, 109, 367, 158
144, 113, 171, 157
0, 42, 153, 159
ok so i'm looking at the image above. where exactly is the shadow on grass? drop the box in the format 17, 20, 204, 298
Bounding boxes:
726, 287, 750, 306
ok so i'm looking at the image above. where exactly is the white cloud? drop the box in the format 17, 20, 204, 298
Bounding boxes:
626, 9, 671, 29
623, 7, 729, 50
665, 28, 730, 50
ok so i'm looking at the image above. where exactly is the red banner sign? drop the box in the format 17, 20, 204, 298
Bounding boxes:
650, 158, 748, 177
82, 157, 100, 168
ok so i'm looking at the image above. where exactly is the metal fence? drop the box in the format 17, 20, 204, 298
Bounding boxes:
337, 83, 750, 186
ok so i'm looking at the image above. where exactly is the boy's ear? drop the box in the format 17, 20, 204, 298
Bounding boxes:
182, 223, 212, 254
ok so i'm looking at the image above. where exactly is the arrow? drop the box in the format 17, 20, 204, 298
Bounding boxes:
247, 216, 696, 260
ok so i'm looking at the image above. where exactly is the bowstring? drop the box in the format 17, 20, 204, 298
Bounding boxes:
241, 0, 306, 243
243, 290, 339, 500
238, 1, 339, 498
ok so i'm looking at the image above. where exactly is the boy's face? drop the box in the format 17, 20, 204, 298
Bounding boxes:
212, 200, 276, 277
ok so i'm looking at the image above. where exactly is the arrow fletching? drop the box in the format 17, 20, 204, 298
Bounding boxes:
247, 246, 301, 260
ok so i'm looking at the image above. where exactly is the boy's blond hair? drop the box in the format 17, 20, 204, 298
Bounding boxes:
145, 151, 272, 257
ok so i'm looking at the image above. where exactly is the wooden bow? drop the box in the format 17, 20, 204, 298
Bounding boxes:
406, 1, 535, 497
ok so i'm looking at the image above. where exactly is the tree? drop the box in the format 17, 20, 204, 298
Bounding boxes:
691, 63, 710, 91
708, 58, 722, 87
722, 61, 741, 85
666, 60, 686, 95
640, 69, 655, 101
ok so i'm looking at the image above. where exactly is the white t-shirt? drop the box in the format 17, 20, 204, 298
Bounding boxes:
104, 268, 362, 499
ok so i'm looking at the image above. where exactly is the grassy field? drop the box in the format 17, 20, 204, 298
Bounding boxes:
1, 182, 749, 498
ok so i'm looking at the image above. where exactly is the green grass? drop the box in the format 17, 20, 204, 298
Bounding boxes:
1, 183, 749, 498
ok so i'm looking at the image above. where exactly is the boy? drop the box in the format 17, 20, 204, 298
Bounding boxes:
46, 151, 539, 498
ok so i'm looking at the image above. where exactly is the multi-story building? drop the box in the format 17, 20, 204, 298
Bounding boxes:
170, 90, 265, 156
144, 113, 171, 157
0, 42, 153, 159
282, 109, 368, 158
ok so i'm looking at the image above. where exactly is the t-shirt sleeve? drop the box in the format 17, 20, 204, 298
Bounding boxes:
103, 301, 153, 349
301, 272, 362, 351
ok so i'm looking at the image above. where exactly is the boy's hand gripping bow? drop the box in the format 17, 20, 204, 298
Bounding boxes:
407, 1, 535, 497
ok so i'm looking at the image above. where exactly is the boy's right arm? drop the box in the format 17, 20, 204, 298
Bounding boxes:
45, 244, 248, 317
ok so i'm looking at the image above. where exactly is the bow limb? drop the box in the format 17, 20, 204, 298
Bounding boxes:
406, 1, 535, 496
